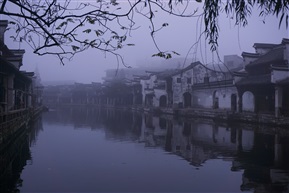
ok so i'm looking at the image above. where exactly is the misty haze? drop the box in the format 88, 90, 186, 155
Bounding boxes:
1, 1, 289, 193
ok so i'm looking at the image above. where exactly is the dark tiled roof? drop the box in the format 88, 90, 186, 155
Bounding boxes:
253, 43, 279, 49
246, 46, 285, 70
242, 52, 259, 58
0, 57, 32, 82
282, 38, 289, 44
235, 74, 271, 86
271, 65, 289, 71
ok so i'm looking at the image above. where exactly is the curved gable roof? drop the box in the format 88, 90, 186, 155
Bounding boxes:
245, 46, 285, 70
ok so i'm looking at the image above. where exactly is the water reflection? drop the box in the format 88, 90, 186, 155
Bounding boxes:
0, 117, 43, 193
2, 107, 289, 192
44, 108, 142, 142
43, 107, 289, 192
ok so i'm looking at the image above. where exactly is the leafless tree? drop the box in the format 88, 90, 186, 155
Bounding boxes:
0, 0, 288, 65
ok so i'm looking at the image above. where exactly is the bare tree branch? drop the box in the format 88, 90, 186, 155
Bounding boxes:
0, 0, 288, 65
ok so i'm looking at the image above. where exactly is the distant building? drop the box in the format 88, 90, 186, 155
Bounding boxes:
139, 69, 178, 108
42, 82, 102, 107
103, 68, 147, 83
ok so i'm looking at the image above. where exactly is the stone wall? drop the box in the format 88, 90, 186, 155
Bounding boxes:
192, 86, 238, 110
172, 68, 193, 106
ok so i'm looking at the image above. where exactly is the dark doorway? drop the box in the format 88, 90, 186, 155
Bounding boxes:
183, 92, 191, 108
231, 94, 237, 112
159, 95, 167, 107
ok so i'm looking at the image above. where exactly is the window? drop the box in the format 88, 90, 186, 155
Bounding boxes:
177, 78, 181, 83
187, 78, 191, 84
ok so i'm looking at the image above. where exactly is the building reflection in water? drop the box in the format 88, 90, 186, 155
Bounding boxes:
0, 116, 43, 193
2, 107, 289, 192
45, 107, 289, 193
44, 107, 289, 192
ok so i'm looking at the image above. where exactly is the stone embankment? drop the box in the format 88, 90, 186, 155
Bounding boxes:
42, 103, 289, 127
141, 107, 289, 127
0, 106, 45, 151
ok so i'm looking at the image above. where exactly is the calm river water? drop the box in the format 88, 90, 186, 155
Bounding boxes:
1, 107, 289, 193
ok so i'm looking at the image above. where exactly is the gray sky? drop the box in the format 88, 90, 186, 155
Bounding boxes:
4, 2, 288, 84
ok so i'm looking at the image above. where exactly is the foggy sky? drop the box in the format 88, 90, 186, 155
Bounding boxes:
3, 2, 288, 84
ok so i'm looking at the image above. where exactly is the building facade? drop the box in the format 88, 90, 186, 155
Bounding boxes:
170, 56, 243, 110
234, 38, 289, 117
0, 20, 43, 144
